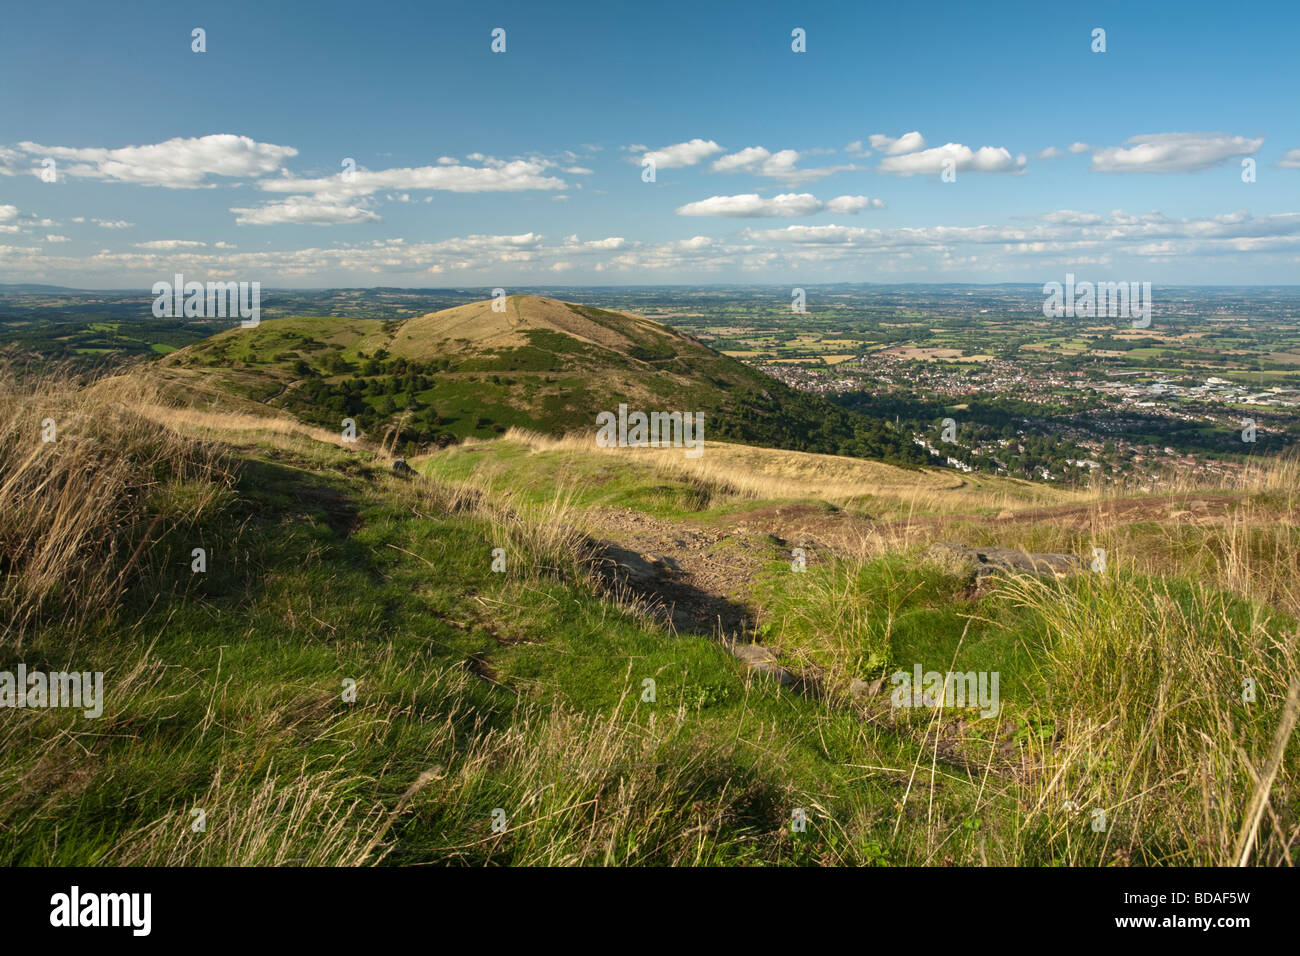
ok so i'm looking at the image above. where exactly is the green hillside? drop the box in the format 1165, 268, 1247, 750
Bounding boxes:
3, 364, 1296, 866
160, 296, 927, 463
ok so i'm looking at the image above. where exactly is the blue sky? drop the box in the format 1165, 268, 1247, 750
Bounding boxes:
2, 0, 1299, 287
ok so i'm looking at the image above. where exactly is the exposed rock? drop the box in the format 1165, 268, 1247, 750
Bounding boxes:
849, 677, 885, 700
594, 545, 679, 587
923, 541, 1081, 580
727, 642, 798, 687
391, 458, 416, 477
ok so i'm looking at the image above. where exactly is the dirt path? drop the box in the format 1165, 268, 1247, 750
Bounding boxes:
584, 492, 1257, 638
585, 507, 773, 636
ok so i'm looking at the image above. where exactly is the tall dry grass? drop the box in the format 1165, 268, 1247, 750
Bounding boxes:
994, 571, 1298, 865
502, 426, 1086, 514
78, 663, 788, 866
0, 363, 234, 645
393, 678, 784, 865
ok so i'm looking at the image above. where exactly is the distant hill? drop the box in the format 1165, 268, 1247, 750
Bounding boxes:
159, 294, 929, 463
0, 283, 87, 293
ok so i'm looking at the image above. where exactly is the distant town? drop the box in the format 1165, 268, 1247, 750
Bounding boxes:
3, 282, 1297, 487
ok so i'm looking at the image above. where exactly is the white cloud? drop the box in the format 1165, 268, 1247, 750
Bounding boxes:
231, 196, 381, 226
712, 147, 806, 178
12, 205, 1300, 284
740, 210, 1300, 260
742, 224, 874, 244
259, 158, 566, 200
869, 131, 926, 155
0, 147, 22, 175
711, 146, 777, 174
1068, 142, 1090, 154
93, 218, 134, 228
825, 195, 883, 214
638, 139, 724, 169
13, 134, 297, 187
44, 234, 70, 243
877, 143, 1027, 176
562, 235, 628, 251
133, 239, 208, 249
845, 140, 871, 157
710, 146, 860, 183
1091, 132, 1263, 173
1037, 146, 1063, 159
676, 192, 881, 217
1276, 148, 1300, 169
0, 206, 59, 234
1040, 210, 1104, 225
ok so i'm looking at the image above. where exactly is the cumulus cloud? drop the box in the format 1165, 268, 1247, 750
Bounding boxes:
825, 195, 882, 213
44, 234, 70, 243
1068, 142, 1090, 154
845, 140, 871, 157
133, 239, 207, 249
1038, 146, 1064, 159
11, 202, 1300, 284
1276, 148, 1300, 169
637, 139, 724, 169
0, 147, 22, 175
12, 134, 297, 188
741, 210, 1300, 261
675, 192, 881, 217
1091, 132, 1263, 173
712, 146, 783, 175
710, 146, 859, 183
0, 206, 60, 234
1040, 210, 1105, 225
259, 158, 566, 201
877, 143, 1027, 176
562, 235, 628, 252
231, 196, 381, 226
93, 219, 134, 229
869, 131, 926, 155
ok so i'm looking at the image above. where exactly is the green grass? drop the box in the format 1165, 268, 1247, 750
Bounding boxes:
3, 386, 1297, 866
0, 434, 1023, 865
415, 438, 794, 520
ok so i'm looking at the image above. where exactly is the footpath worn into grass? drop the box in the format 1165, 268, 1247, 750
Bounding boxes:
2, 380, 1297, 865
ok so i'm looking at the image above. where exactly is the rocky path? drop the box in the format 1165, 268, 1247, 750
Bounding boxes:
580, 492, 1256, 698
584, 507, 770, 637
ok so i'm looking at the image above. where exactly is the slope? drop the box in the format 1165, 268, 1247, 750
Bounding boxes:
156, 295, 927, 463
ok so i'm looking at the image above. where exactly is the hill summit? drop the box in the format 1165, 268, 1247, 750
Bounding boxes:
389, 294, 692, 359
161, 295, 925, 463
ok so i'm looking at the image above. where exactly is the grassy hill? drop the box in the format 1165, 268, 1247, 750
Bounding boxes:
157, 295, 926, 464
1, 361, 1297, 866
